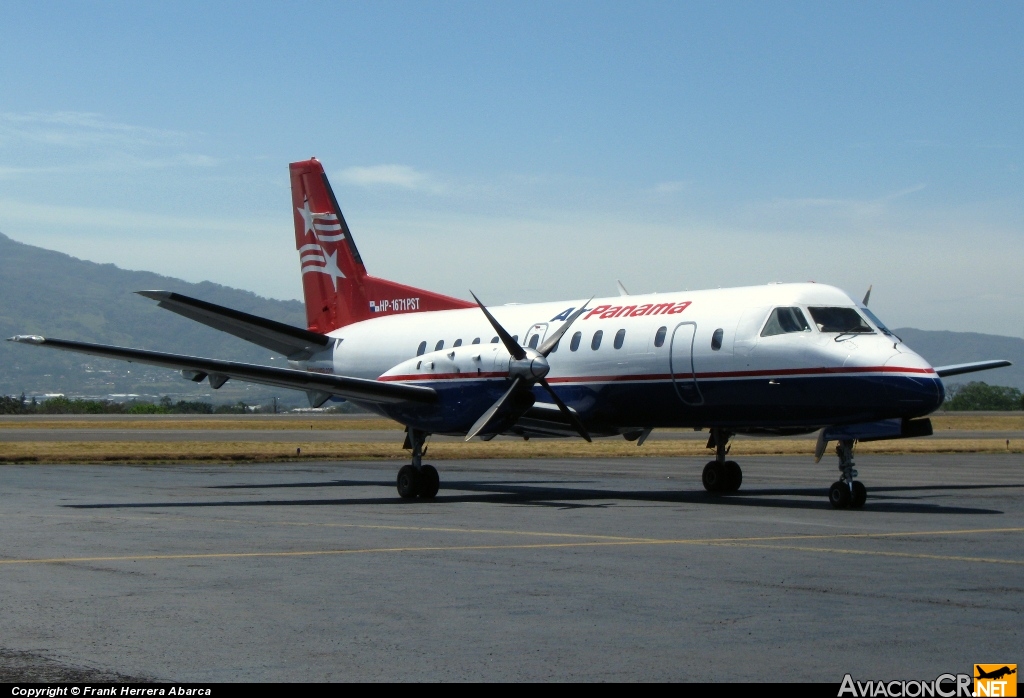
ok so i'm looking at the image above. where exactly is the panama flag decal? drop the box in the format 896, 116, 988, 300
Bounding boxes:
297, 197, 346, 289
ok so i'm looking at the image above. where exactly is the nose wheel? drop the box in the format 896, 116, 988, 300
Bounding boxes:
397, 428, 440, 500
829, 440, 867, 509
702, 429, 742, 493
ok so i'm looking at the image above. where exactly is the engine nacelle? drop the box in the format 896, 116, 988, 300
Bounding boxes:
374, 344, 515, 434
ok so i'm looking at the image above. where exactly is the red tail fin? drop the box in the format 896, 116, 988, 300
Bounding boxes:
290, 158, 474, 332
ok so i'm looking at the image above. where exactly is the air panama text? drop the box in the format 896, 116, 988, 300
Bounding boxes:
559, 301, 692, 322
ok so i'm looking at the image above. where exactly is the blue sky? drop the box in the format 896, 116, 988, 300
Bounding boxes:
1, 2, 1021, 335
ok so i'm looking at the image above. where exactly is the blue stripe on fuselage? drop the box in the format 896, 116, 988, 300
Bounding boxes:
376, 374, 944, 435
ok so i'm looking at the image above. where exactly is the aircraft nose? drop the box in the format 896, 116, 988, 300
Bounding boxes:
884, 347, 944, 417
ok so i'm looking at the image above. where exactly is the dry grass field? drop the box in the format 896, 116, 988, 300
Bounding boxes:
1, 412, 1021, 463
1, 436, 1021, 464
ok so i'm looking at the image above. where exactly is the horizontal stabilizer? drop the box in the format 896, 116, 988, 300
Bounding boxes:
933, 360, 1012, 378
8, 335, 435, 406
137, 290, 330, 360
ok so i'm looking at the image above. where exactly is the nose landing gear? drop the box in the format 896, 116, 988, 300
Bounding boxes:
397, 428, 440, 500
829, 439, 866, 509
702, 428, 742, 493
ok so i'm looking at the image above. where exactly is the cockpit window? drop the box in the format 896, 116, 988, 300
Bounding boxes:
807, 307, 873, 334
861, 308, 893, 336
761, 307, 811, 337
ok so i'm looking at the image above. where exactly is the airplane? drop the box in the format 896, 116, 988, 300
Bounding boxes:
975, 666, 1017, 681
8, 158, 1013, 508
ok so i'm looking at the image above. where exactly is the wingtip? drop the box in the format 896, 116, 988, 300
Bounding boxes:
8, 335, 45, 344
136, 290, 172, 300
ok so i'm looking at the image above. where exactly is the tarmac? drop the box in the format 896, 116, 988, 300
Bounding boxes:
0, 453, 1021, 681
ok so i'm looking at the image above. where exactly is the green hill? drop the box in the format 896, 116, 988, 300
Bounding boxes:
0, 232, 307, 404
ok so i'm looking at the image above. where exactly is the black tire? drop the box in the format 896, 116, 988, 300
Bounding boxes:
419, 464, 440, 499
724, 461, 742, 492
828, 481, 851, 509
702, 461, 724, 492
850, 481, 867, 508
396, 465, 421, 499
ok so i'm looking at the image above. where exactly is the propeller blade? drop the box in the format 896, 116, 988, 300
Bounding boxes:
539, 377, 591, 442
537, 298, 593, 357
470, 291, 525, 361
466, 376, 523, 441
862, 285, 872, 307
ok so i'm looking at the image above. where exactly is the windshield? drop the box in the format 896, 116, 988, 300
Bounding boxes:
761, 307, 811, 337
861, 307, 893, 336
807, 307, 874, 334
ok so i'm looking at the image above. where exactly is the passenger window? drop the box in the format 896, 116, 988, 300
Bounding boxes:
808, 307, 874, 334
570, 331, 582, 351
491, 337, 499, 343
435, 340, 444, 351
761, 307, 811, 337
453, 339, 463, 347
472, 338, 481, 344
528, 334, 540, 349
416, 341, 427, 356
512, 335, 519, 344
550, 339, 559, 353
614, 329, 625, 349
711, 328, 724, 350
592, 330, 603, 350
654, 326, 667, 348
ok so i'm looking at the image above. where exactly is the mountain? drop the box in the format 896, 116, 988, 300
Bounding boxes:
2, 232, 1021, 400
0, 232, 307, 403
893, 328, 1024, 390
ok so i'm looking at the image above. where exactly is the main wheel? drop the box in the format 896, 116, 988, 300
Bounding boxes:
702, 461, 725, 492
828, 481, 851, 509
723, 461, 742, 492
396, 465, 422, 499
419, 464, 440, 499
850, 481, 867, 508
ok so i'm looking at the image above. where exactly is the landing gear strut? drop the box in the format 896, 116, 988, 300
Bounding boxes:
828, 439, 866, 509
397, 428, 440, 500
702, 428, 742, 493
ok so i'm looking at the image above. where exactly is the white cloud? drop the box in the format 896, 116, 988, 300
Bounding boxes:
653, 180, 688, 194
336, 164, 446, 193
0, 111, 192, 149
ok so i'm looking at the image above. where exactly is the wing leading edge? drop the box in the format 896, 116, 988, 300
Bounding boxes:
7, 336, 436, 406
933, 360, 1012, 378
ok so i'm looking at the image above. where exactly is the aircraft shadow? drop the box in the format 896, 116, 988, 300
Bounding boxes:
64, 478, 1009, 514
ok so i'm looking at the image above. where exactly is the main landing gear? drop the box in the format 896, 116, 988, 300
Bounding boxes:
702, 428, 742, 493
396, 428, 440, 500
828, 439, 866, 509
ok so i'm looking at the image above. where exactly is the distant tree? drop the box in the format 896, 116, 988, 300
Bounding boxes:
945, 382, 1022, 411
126, 402, 168, 414
171, 400, 214, 414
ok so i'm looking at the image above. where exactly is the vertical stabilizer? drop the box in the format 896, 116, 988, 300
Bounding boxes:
289, 159, 473, 332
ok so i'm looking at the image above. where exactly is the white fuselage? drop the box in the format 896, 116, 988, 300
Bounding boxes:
292, 282, 942, 434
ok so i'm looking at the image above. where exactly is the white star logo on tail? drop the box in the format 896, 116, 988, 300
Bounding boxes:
298, 196, 347, 289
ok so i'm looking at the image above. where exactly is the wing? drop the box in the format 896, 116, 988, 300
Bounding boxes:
933, 360, 1012, 378
137, 290, 329, 360
8, 335, 436, 406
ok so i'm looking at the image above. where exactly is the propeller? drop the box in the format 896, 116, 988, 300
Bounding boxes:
466, 292, 592, 442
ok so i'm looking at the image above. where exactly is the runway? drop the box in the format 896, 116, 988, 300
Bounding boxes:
0, 454, 1021, 681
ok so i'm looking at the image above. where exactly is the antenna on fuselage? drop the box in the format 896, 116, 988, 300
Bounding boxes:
616, 280, 630, 296
862, 285, 872, 306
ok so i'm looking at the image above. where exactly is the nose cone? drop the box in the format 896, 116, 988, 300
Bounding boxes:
884, 346, 944, 417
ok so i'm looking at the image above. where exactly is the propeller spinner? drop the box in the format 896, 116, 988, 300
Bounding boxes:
465, 292, 592, 442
